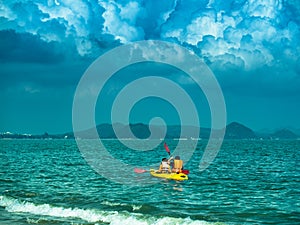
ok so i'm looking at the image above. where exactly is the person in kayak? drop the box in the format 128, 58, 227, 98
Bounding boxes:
172, 156, 183, 173
157, 158, 171, 173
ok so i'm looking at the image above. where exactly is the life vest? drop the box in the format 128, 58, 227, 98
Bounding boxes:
161, 161, 170, 172
173, 159, 183, 172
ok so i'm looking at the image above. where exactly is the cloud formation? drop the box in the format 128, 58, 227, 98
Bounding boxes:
0, 0, 300, 132
1, 0, 299, 69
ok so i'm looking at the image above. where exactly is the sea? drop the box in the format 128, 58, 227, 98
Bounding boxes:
0, 139, 299, 225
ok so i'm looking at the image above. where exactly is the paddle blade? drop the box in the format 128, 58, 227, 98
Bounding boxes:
134, 168, 148, 173
164, 142, 170, 155
182, 169, 189, 175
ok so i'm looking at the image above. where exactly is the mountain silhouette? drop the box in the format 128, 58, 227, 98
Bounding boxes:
271, 129, 298, 139
1, 122, 299, 140
224, 122, 256, 139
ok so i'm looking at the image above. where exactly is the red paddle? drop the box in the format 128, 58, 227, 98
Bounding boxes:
181, 169, 189, 175
164, 142, 171, 156
134, 143, 190, 175
134, 167, 189, 175
134, 168, 148, 173
164, 142, 190, 175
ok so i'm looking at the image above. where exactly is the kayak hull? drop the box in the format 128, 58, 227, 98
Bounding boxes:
150, 169, 188, 181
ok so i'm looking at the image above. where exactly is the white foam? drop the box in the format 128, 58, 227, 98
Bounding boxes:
101, 200, 142, 211
0, 195, 220, 225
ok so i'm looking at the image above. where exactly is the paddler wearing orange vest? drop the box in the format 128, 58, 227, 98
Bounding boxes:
171, 156, 183, 173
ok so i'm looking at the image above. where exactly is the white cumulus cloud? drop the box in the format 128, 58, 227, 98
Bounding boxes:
0, 0, 299, 72
99, 0, 144, 43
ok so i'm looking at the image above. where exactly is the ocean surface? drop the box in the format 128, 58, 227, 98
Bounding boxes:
0, 139, 299, 225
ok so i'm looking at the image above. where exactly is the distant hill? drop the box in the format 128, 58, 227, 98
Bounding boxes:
73, 122, 258, 140
1, 122, 299, 140
77, 123, 204, 139
225, 122, 256, 139
270, 129, 298, 139
73, 123, 159, 139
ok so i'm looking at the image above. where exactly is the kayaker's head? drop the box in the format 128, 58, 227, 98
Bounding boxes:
175, 156, 180, 160
162, 158, 168, 162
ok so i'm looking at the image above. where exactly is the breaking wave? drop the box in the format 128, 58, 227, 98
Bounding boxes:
0, 195, 221, 225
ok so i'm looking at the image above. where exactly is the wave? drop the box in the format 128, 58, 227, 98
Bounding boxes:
0, 195, 221, 225
101, 200, 142, 211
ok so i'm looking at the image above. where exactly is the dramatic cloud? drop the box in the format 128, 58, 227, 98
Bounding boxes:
1, 0, 299, 68
0, 0, 300, 132
0, 0, 111, 57
99, 0, 145, 43
161, 0, 300, 71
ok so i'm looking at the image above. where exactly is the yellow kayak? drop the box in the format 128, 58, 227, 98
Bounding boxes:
150, 169, 188, 181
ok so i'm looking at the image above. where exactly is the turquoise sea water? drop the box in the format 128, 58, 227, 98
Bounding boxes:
0, 139, 299, 224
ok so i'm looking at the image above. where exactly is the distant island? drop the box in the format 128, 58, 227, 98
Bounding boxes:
1, 122, 299, 140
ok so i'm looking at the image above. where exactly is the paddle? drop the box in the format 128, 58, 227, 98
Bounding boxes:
164, 142, 189, 175
164, 142, 171, 156
181, 169, 189, 175
135, 143, 170, 174
134, 143, 189, 175
134, 168, 148, 173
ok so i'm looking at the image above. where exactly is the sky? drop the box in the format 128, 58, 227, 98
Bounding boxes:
0, 0, 300, 134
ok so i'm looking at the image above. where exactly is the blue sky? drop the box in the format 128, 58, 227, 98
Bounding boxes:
0, 0, 300, 134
